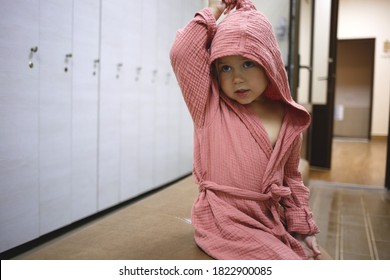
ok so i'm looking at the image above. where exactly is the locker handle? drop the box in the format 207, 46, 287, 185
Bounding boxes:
135, 67, 142, 81
64, 53, 73, 72
28, 46, 38, 69
152, 69, 158, 83
93, 59, 100, 76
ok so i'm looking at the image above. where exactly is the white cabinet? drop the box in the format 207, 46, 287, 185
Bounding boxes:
154, 0, 173, 187
138, 0, 157, 192
98, 0, 124, 210
99, 0, 143, 207
39, 0, 73, 235
0, 0, 40, 252
71, 0, 100, 221
152, 0, 196, 188
39, 0, 100, 235
0, 0, 201, 253
119, 1, 142, 201
178, 1, 201, 175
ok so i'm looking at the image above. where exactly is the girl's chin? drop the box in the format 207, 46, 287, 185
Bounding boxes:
234, 98, 253, 105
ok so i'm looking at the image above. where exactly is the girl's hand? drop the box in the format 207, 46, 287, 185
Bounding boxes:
295, 234, 322, 260
209, 0, 240, 19
208, 0, 227, 20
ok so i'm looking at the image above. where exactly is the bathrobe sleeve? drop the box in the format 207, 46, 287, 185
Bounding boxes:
282, 135, 320, 236
170, 8, 216, 128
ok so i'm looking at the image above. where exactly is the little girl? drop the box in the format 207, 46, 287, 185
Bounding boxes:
170, 0, 324, 259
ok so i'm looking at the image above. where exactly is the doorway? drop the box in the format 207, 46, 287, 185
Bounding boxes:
333, 39, 375, 139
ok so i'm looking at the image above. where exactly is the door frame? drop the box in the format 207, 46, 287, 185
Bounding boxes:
386, 115, 390, 190
306, 0, 339, 169
289, 0, 339, 168
288, 0, 299, 100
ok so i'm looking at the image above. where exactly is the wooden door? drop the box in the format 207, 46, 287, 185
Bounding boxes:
295, 0, 339, 169
309, 0, 339, 168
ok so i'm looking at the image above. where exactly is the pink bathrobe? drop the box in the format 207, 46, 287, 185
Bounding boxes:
170, 4, 320, 260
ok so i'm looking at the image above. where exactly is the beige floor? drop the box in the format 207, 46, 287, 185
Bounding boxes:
309, 183, 390, 259
9, 176, 212, 260
6, 138, 390, 260
310, 137, 387, 187
307, 137, 390, 259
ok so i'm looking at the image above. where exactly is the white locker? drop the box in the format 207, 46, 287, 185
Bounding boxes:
0, 0, 40, 252
98, 0, 124, 210
119, 0, 142, 201
0, 0, 203, 253
154, 0, 172, 187
178, 1, 202, 175
39, 0, 74, 235
71, 0, 100, 221
138, 0, 157, 192
165, 0, 183, 182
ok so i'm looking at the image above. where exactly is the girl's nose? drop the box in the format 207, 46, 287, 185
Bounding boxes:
232, 69, 244, 84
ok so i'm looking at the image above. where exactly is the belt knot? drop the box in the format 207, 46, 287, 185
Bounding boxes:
268, 183, 291, 202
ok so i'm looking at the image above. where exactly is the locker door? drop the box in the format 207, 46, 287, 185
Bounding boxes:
154, 0, 172, 186
166, 0, 183, 181
0, 0, 40, 252
98, 0, 124, 210
39, 0, 74, 235
178, 0, 203, 175
71, 0, 100, 220
119, 0, 142, 201
138, 0, 157, 192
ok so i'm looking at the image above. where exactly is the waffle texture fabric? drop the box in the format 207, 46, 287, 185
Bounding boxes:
170, 1, 319, 260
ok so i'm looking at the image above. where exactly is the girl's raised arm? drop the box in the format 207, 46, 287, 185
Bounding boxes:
170, 2, 226, 127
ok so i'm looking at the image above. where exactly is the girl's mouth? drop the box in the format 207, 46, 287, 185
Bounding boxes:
235, 89, 249, 97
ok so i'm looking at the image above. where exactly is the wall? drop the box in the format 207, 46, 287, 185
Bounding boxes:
251, 0, 290, 64
338, 0, 390, 136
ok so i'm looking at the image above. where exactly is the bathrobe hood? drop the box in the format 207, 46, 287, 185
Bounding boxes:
210, 0, 310, 129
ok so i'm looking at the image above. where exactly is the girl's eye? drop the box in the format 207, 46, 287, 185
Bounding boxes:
243, 61, 255, 68
220, 65, 231, 72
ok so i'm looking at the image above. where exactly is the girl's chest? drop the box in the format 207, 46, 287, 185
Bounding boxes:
248, 101, 285, 148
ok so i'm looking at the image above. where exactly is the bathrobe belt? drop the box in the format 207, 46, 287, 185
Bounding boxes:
199, 180, 292, 237
199, 180, 291, 202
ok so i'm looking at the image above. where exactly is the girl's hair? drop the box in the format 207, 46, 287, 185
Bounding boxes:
211, 61, 218, 80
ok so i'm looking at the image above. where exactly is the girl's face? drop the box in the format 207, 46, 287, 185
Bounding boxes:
216, 55, 269, 105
